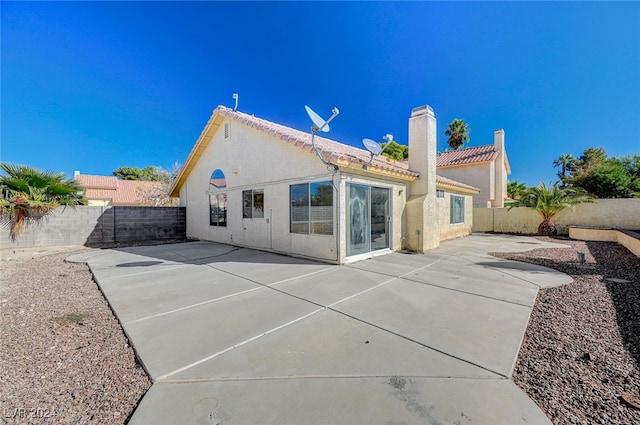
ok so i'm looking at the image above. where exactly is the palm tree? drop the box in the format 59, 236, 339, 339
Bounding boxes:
507, 180, 527, 200
0, 163, 86, 240
553, 153, 576, 185
508, 182, 596, 235
444, 119, 470, 151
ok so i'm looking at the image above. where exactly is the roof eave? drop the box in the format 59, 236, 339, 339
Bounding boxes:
336, 159, 419, 182
169, 108, 225, 197
436, 181, 480, 195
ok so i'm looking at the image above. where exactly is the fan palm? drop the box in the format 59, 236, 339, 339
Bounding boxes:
508, 182, 596, 235
507, 180, 527, 200
0, 163, 86, 240
552, 153, 576, 185
445, 119, 470, 151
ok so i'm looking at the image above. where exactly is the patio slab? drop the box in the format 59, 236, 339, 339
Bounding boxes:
69, 234, 569, 424
129, 376, 551, 425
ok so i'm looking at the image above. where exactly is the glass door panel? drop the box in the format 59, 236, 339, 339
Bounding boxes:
370, 187, 390, 251
347, 184, 370, 256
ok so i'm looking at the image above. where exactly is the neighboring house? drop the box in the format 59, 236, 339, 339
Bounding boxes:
74, 172, 165, 206
436, 130, 511, 208
169, 104, 479, 264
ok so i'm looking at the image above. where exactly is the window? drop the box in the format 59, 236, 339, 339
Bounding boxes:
210, 194, 227, 226
243, 189, 264, 218
436, 189, 445, 199
210, 169, 226, 189
290, 181, 333, 235
450, 195, 464, 224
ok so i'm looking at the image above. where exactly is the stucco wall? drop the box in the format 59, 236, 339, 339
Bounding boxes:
473, 199, 640, 234
179, 119, 342, 262
0, 206, 186, 249
438, 191, 474, 241
438, 164, 493, 207
569, 228, 640, 257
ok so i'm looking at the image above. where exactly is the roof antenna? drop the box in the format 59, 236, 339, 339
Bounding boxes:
232, 93, 239, 111
304, 105, 340, 170
363, 133, 393, 169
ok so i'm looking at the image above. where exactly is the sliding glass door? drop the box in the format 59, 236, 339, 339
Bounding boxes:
347, 184, 390, 256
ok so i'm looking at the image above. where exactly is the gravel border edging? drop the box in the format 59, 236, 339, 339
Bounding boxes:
492, 237, 640, 425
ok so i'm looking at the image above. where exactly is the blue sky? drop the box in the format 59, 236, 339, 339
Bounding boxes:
2, 2, 639, 187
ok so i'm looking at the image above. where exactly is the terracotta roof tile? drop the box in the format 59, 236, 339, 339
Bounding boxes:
436, 175, 480, 192
216, 106, 419, 179
171, 106, 479, 195
436, 145, 498, 167
74, 174, 118, 190
76, 174, 164, 205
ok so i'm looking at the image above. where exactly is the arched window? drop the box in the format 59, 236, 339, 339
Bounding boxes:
209, 169, 227, 226
210, 169, 226, 189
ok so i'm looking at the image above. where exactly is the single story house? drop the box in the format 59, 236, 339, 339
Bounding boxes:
74, 172, 165, 206
170, 104, 479, 264
436, 130, 511, 208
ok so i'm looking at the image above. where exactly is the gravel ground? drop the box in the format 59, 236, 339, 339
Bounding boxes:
1, 239, 638, 424
0, 247, 151, 424
492, 237, 640, 425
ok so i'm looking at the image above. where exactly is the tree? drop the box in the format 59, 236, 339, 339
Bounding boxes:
0, 163, 86, 240
113, 164, 179, 206
554, 148, 639, 198
380, 141, 409, 161
574, 160, 640, 198
552, 153, 576, 185
445, 119, 470, 151
620, 154, 640, 179
507, 180, 527, 200
113, 166, 171, 183
573, 147, 607, 177
508, 182, 596, 235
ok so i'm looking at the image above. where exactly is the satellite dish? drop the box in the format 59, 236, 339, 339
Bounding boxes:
362, 138, 382, 155
304, 105, 330, 132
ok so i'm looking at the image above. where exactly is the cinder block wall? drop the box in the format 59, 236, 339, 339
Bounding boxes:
0, 206, 186, 249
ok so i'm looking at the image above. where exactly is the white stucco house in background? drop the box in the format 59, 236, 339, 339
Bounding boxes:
436, 130, 511, 208
169, 104, 480, 264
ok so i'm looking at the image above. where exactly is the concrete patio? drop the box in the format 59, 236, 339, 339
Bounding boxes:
68, 233, 572, 424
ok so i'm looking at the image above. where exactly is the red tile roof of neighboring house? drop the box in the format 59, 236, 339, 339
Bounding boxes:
75, 174, 164, 205
171, 106, 479, 195
74, 174, 118, 190
436, 145, 499, 167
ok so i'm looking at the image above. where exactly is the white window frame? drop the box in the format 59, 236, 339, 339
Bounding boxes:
243, 189, 264, 219
450, 195, 464, 224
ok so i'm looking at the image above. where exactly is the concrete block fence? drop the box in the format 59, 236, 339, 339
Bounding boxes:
0, 206, 186, 250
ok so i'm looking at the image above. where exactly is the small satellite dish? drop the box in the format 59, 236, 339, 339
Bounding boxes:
304, 105, 330, 132
363, 138, 382, 155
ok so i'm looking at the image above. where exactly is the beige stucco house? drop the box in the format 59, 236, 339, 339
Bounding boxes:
436, 130, 511, 208
170, 104, 479, 264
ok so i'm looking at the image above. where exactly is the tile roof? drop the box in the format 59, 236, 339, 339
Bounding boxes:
436, 175, 480, 193
75, 174, 164, 205
436, 145, 499, 167
170, 106, 479, 195
74, 174, 118, 190
216, 106, 418, 179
